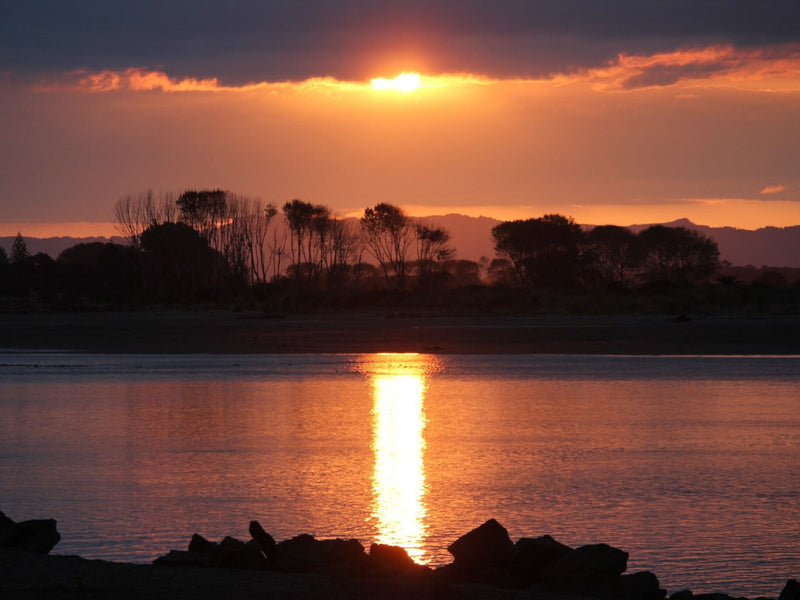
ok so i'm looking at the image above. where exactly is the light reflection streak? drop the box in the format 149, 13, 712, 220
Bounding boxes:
368, 355, 430, 563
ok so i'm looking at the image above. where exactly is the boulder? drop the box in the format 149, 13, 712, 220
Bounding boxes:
0, 518, 61, 554
187, 533, 219, 561
781, 580, 800, 600
670, 590, 694, 600
153, 549, 215, 568
539, 543, 628, 589
276, 534, 325, 573
446, 519, 514, 572
248, 521, 278, 562
369, 543, 428, 579
693, 595, 746, 600
218, 536, 269, 570
321, 538, 368, 568
597, 571, 667, 600
0, 510, 14, 532
509, 535, 572, 584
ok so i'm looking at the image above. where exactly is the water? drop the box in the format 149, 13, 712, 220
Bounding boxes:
1, 353, 799, 597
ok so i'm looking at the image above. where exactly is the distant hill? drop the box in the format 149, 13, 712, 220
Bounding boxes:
424, 215, 800, 267
626, 218, 800, 268
0, 236, 127, 259
2, 217, 799, 268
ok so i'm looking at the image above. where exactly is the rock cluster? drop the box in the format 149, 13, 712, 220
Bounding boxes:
154, 519, 429, 581
0, 510, 61, 554
155, 517, 665, 598
148, 517, 799, 600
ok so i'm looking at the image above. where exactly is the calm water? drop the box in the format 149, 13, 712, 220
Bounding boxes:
1, 353, 799, 596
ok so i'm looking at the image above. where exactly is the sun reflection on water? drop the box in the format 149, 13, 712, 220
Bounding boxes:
365, 354, 434, 563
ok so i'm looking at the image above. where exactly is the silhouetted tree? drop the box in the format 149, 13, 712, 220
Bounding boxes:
360, 203, 414, 290
282, 198, 331, 288
239, 200, 280, 285
415, 224, 454, 289
114, 191, 177, 247
140, 222, 230, 296
486, 258, 516, 286
586, 225, 643, 288
638, 225, 720, 285
491, 214, 585, 288
11, 232, 29, 264
57, 242, 140, 301
441, 259, 482, 287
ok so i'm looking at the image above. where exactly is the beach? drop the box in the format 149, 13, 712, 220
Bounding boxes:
2, 311, 800, 355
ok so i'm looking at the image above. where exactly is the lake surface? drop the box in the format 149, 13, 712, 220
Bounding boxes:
1, 353, 799, 596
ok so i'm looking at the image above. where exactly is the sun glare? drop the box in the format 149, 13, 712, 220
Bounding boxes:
371, 72, 421, 93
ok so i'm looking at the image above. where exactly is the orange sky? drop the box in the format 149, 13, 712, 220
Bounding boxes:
2, 44, 800, 236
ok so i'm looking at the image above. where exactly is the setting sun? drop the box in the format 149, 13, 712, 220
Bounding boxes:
371, 72, 421, 93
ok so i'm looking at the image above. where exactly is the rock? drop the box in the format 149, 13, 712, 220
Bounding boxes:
153, 549, 215, 567
0, 518, 61, 554
693, 595, 746, 600
187, 533, 219, 561
248, 520, 277, 562
320, 538, 369, 575
597, 571, 667, 600
369, 543, 429, 579
671, 591, 694, 600
446, 519, 514, 572
781, 580, 800, 600
217, 536, 268, 570
0, 510, 14, 532
539, 543, 628, 589
276, 534, 325, 573
509, 534, 572, 585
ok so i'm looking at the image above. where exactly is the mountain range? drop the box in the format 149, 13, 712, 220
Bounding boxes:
2, 216, 799, 268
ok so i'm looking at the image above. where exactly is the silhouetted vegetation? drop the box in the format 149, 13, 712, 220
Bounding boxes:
2, 191, 799, 314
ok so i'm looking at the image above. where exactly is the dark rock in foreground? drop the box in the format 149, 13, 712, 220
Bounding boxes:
539, 542, 629, 589
0, 510, 61, 554
781, 580, 800, 600
447, 518, 514, 572
509, 534, 572, 585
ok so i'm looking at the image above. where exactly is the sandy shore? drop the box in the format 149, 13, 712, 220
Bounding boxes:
1, 310, 799, 354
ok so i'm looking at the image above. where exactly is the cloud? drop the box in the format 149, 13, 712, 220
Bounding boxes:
580, 44, 800, 91
761, 185, 789, 195
3, 1, 800, 83
26, 42, 800, 99
29, 68, 495, 95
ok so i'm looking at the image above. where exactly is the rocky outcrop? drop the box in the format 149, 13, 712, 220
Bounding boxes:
0, 510, 61, 554
508, 534, 572, 585
447, 518, 514, 573
781, 580, 800, 600
539, 542, 629, 588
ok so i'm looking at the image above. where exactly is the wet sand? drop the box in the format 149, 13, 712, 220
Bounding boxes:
1, 310, 799, 355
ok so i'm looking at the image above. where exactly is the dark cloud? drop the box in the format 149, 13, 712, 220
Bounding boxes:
2, 0, 800, 82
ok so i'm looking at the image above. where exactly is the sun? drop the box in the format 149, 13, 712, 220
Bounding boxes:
371, 72, 421, 93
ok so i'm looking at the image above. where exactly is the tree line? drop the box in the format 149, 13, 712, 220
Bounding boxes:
0, 188, 740, 308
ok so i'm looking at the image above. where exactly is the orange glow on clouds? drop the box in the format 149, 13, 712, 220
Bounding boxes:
5, 43, 800, 231
579, 43, 800, 91
28, 43, 800, 98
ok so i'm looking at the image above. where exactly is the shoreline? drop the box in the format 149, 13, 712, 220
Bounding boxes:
2, 311, 800, 355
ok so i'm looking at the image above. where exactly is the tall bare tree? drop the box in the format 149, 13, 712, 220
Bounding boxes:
360, 203, 414, 290
415, 224, 454, 288
113, 190, 177, 247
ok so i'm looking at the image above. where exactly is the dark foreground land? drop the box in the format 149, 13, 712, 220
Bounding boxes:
0, 550, 586, 600
2, 311, 800, 354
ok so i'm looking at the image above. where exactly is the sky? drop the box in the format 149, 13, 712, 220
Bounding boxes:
2, 0, 800, 236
